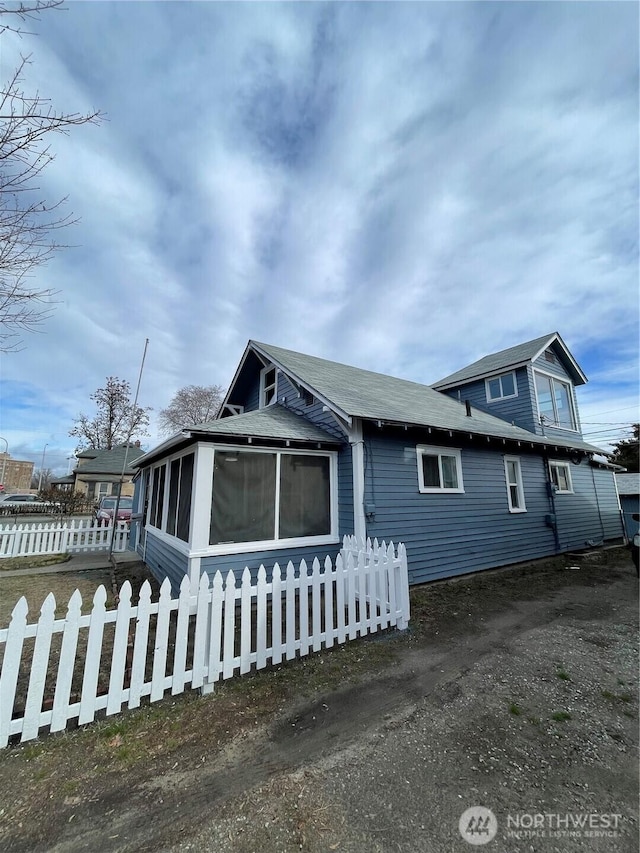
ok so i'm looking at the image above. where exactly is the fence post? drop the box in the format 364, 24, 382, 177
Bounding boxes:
394, 543, 410, 630
10, 524, 20, 557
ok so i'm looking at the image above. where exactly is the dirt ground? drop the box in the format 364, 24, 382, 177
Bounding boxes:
0, 549, 637, 853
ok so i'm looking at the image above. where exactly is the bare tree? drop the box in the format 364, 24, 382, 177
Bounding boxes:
158, 384, 225, 436
70, 377, 151, 451
30, 465, 52, 490
0, 1, 103, 351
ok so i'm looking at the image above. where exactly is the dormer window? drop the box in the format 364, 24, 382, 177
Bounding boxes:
260, 365, 277, 408
534, 371, 576, 430
485, 371, 517, 402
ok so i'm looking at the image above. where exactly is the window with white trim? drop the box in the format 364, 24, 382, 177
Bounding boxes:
96, 482, 110, 499
209, 449, 335, 546
417, 446, 464, 493
260, 366, 277, 408
549, 460, 573, 494
148, 464, 166, 529
504, 456, 526, 512
485, 371, 517, 402
147, 452, 195, 541
534, 371, 576, 430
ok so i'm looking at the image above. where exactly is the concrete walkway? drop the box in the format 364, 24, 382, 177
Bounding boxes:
0, 550, 144, 578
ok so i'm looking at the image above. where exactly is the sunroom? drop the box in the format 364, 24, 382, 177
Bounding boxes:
131, 406, 346, 592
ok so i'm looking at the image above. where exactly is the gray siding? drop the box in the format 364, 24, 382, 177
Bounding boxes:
142, 530, 189, 593
360, 428, 622, 585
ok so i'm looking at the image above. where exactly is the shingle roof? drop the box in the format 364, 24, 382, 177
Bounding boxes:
74, 445, 146, 475
615, 472, 640, 496
191, 404, 341, 444
431, 332, 587, 389
250, 341, 602, 454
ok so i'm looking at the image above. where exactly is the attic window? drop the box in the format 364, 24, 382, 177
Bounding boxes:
544, 349, 557, 364
302, 389, 314, 406
260, 366, 277, 408
485, 371, 517, 402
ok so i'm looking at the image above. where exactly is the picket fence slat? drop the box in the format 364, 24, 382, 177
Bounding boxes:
0, 537, 409, 747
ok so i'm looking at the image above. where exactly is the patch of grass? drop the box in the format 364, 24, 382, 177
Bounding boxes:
556, 669, 570, 681
509, 703, 522, 716
551, 711, 572, 722
602, 690, 633, 704
527, 716, 541, 726
0, 553, 70, 572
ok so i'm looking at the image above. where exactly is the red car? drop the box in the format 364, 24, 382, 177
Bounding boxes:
95, 496, 133, 523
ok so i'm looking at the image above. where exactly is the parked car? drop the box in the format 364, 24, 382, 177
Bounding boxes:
95, 496, 133, 523
0, 493, 61, 512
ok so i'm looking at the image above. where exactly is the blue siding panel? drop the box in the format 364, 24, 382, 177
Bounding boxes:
620, 494, 640, 538
142, 531, 189, 593
360, 429, 621, 585
200, 542, 342, 585
442, 367, 537, 433
551, 463, 623, 549
276, 373, 347, 439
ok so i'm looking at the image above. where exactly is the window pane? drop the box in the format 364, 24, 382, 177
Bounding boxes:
535, 374, 554, 421
553, 382, 574, 429
509, 484, 521, 509
501, 373, 515, 397
210, 451, 276, 544
154, 466, 166, 528
279, 455, 331, 539
177, 453, 194, 542
422, 455, 440, 488
507, 460, 518, 483
441, 456, 459, 490
167, 459, 180, 535
487, 378, 501, 400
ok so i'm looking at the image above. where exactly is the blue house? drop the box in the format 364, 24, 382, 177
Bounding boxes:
131, 333, 623, 591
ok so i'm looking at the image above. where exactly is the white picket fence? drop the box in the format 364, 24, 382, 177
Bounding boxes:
0, 519, 129, 558
0, 538, 409, 747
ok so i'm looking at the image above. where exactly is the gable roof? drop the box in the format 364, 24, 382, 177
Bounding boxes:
431, 332, 587, 390
248, 341, 602, 454
74, 445, 146, 475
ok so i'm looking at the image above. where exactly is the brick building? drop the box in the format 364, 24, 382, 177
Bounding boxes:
0, 453, 35, 491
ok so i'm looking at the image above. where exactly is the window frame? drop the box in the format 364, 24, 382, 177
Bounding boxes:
259, 365, 278, 409
504, 456, 527, 513
485, 371, 518, 403
146, 449, 195, 543
533, 369, 577, 432
416, 445, 465, 494
206, 445, 339, 555
549, 460, 574, 494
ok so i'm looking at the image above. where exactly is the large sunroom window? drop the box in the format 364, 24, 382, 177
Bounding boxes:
209, 449, 333, 546
535, 372, 576, 430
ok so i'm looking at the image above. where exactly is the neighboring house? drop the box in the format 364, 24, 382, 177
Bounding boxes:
131, 333, 623, 592
615, 473, 640, 539
51, 444, 145, 501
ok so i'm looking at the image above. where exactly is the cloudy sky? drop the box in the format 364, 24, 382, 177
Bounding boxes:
1, 1, 638, 476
